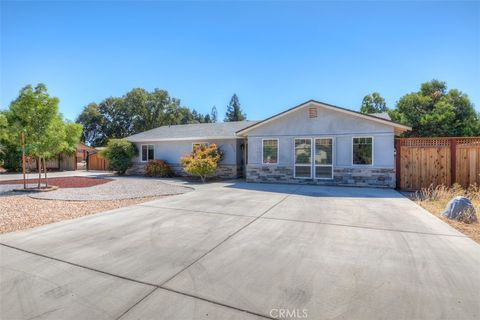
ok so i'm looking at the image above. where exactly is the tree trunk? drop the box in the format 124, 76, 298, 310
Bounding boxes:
37, 158, 41, 188
43, 158, 48, 187
200, 175, 206, 183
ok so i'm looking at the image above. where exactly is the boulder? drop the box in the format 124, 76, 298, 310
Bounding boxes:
442, 196, 477, 223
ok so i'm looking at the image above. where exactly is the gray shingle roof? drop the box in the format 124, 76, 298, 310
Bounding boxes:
126, 120, 259, 142
371, 112, 391, 120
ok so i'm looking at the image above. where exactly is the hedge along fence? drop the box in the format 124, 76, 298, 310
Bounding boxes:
396, 137, 480, 190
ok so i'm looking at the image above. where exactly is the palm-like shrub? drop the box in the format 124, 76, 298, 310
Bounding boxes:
180, 144, 222, 182
144, 160, 172, 177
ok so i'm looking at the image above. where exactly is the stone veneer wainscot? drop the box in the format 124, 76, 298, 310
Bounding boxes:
246, 165, 395, 188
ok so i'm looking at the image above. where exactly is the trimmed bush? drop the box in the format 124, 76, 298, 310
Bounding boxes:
100, 139, 135, 175
144, 160, 172, 177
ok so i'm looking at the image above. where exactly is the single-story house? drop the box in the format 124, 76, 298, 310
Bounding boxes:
126, 100, 411, 187
126, 121, 256, 178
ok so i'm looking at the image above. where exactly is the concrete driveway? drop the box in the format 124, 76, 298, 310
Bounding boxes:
1, 181, 479, 320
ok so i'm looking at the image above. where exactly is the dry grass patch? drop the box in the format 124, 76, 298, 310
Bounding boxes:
0, 194, 164, 234
413, 184, 480, 244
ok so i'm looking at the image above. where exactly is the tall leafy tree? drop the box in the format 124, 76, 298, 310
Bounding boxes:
6, 84, 82, 186
77, 103, 104, 146
98, 96, 135, 139
224, 94, 246, 122
77, 88, 211, 146
390, 80, 480, 137
360, 92, 388, 114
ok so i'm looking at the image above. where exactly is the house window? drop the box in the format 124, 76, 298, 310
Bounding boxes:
294, 138, 312, 178
262, 139, 278, 164
353, 137, 373, 165
141, 144, 154, 162
192, 142, 209, 152
315, 138, 333, 179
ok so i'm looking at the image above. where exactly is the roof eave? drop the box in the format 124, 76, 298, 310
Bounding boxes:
126, 136, 244, 143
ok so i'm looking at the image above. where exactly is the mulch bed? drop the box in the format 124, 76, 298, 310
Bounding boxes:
0, 176, 113, 188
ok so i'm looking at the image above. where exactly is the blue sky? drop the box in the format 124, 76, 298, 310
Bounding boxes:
1, 1, 479, 122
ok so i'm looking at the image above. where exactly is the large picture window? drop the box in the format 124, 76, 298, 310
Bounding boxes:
353, 137, 373, 165
141, 144, 155, 162
315, 138, 333, 179
294, 138, 312, 178
262, 139, 278, 164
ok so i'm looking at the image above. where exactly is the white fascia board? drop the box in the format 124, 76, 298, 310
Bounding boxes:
127, 136, 244, 143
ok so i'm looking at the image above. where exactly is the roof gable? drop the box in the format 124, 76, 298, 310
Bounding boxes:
236, 100, 411, 136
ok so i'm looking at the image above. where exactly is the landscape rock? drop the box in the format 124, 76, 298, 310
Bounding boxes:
442, 196, 477, 223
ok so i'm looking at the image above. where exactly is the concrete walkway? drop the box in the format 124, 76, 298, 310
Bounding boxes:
1, 181, 479, 319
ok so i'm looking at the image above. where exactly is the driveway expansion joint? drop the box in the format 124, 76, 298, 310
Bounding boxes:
0, 243, 157, 288
116, 287, 159, 320
156, 287, 274, 320
137, 204, 259, 218
259, 216, 467, 238
159, 187, 301, 287
0, 242, 276, 320
138, 203, 465, 238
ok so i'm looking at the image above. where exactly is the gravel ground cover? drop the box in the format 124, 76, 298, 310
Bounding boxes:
23, 176, 192, 201
0, 176, 113, 188
0, 194, 166, 234
0, 176, 192, 234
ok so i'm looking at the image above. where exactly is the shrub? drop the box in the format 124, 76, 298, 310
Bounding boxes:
0, 143, 22, 172
180, 144, 222, 182
100, 139, 135, 175
144, 160, 172, 177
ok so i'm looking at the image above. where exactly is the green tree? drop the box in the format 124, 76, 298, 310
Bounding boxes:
6, 84, 82, 186
100, 139, 135, 175
390, 80, 480, 137
76, 103, 104, 146
360, 92, 388, 114
224, 94, 246, 122
77, 88, 211, 146
210, 106, 218, 123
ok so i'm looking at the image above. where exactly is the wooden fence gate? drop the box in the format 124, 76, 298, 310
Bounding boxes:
396, 137, 480, 190
87, 153, 109, 171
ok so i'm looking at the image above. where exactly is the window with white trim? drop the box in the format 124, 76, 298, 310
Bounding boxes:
141, 144, 154, 162
294, 138, 312, 178
262, 139, 278, 164
353, 137, 373, 165
315, 138, 333, 179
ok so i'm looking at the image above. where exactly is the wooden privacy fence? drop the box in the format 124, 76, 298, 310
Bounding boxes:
26, 155, 76, 171
396, 137, 480, 190
87, 153, 109, 171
